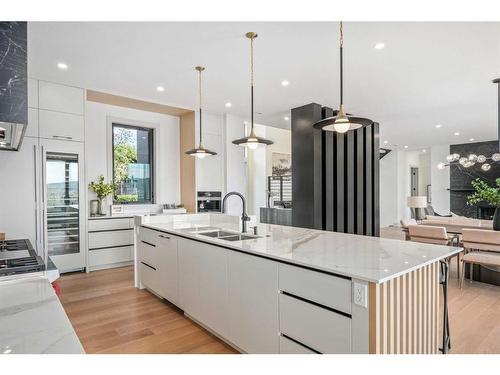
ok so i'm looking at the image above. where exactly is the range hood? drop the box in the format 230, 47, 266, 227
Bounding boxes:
0, 22, 28, 151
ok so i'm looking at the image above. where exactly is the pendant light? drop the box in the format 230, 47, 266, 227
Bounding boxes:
185, 66, 217, 158
314, 22, 372, 133
232, 32, 273, 149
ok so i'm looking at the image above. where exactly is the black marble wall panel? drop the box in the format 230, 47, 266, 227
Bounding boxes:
0, 22, 27, 126
450, 140, 500, 218
291, 103, 380, 236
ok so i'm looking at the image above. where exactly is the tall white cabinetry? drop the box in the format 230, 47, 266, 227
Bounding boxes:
0, 78, 86, 272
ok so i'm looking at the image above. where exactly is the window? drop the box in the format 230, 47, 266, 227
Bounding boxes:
112, 123, 154, 204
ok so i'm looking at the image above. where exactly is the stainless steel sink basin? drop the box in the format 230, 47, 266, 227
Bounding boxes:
199, 230, 261, 241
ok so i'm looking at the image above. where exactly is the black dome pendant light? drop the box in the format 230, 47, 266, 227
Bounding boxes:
186, 66, 217, 158
314, 22, 372, 133
232, 32, 273, 149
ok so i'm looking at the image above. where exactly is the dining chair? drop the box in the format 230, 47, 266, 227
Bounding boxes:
460, 229, 500, 288
408, 224, 461, 278
400, 219, 417, 240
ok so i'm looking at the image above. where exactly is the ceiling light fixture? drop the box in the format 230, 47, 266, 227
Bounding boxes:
57, 62, 68, 70
454, 132, 460, 136
281, 80, 289, 87
383, 140, 389, 144
284, 116, 290, 121
469, 138, 475, 141
435, 124, 442, 128
374, 42, 385, 50
404, 145, 409, 149
225, 102, 232, 108
156, 86, 165, 92
232, 32, 273, 149
313, 22, 372, 133
185, 66, 217, 159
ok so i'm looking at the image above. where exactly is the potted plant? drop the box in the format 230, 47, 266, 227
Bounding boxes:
88, 175, 116, 216
467, 178, 500, 231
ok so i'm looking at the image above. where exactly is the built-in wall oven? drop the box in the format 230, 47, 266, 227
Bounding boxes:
197, 191, 222, 213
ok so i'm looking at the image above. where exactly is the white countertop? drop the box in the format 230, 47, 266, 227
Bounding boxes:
140, 214, 461, 284
0, 276, 84, 354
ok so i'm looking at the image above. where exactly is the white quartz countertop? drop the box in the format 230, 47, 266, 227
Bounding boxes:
0, 276, 84, 354
141, 216, 461, 284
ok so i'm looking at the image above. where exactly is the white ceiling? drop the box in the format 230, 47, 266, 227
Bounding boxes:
28, 22, 500, 150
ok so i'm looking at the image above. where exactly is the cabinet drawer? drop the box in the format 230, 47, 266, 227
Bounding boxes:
88, 218, 133, 231
39, 109, 84, 142
279, 264, 351, 314
279, 293, 351, 354
138, 238, 158, 267
88, 229, 133, 249
140, 261, 162, 296
279, 335, 317, 354
138, 226, 161, 247
89, 246, 133, 267
39, 81, 84, 115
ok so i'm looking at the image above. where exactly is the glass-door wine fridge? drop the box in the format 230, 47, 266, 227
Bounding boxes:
41, 139, 85, 272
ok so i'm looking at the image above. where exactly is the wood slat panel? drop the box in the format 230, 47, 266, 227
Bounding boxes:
368, 263, 440, 354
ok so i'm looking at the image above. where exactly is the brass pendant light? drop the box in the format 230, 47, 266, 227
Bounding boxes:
314, 22, 372, 133
186, 66, 217, 158
232, 32, 273, 149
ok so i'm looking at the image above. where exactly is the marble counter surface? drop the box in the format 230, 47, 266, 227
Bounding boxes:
0, 276, 84, 354
140, 214, 461, 284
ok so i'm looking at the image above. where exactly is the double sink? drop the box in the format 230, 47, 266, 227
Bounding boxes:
184, 227, 261, 242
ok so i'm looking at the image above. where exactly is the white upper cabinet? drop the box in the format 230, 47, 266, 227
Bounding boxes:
39, 109, 84, 142
25, 107, 39, 138
28, 78, 38, 108
38, 81, 84, 115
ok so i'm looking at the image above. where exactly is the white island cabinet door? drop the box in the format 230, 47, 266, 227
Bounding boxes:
177, 238, 201, 320
198, 243, 229, 338
227, 251, 279, 353
157, 234, 179, 305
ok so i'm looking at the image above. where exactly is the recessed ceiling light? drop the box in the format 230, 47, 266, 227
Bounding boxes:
281, 80, 289, 87
57, 62, 68, 70
225, 102, 232, 108
404, 145, 408, 149
374, 43, 385, 50
422, 149, 426, 153
435, 124, 442, 128
454, 132, 460, 136
283, 116, 290, 121
469, 138, 475, 141
156, 86, 165, 92
383, 140, 389, 144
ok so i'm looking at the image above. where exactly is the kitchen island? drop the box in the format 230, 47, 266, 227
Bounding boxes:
134, 214, 461, 354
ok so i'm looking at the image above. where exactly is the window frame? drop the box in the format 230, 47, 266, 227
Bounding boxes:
110, 122, 155, 205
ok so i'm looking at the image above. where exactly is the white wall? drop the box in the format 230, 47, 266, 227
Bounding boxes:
379, 150, 399, 227
195, 111, 225, 193
430, 144, 451, 214
224, 114, 247, 216
85, 101, 180, 209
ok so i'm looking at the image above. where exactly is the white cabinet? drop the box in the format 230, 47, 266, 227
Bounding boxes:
198, 243, 229, 338
39, 109, 84, 142
38, 81, 84, 115
138, 228, 179, 304
88, 218, 135, 271
177, 238, 201, 320
26, 107, 39, 138
227, 251, 279, 353
28, 78, 38, 108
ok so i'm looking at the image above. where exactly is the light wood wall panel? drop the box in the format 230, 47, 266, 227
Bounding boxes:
369, 262, 440, 354
180, 112, 196, 213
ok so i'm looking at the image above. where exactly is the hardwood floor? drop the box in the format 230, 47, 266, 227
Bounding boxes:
58, 260, 500, 354
57, 266, 237, 354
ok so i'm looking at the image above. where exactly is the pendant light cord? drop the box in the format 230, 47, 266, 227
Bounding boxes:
339, 21, 344, 106
198, 67, 203, 144
250, 35, 254, 133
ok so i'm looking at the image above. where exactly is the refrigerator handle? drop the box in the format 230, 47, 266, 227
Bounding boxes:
41, 145, 47, 264
33, 144, 39, 250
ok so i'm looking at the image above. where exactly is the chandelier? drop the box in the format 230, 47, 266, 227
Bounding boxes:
437, 152, 500, 171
